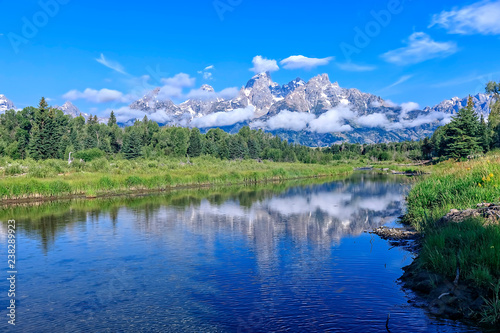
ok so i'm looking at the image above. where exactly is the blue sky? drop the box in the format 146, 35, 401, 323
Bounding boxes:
1, 0, 500, 115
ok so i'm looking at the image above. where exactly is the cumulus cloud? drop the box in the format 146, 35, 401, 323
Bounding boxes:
63, 88, 130, 103
280, 55, 334, 70
161, 73, 195, 88
401, 101, 420, 114
266, 110, 316, 131
104, 106, 174, 124
250, 56, 279, 73
381, 32, 458, 65
357, 113, 392, 128
157, 73, 197, 100
95, 53, 128, 75
429, 0, 500, 35
308, 106, 356, 133
402, 112, 452, 128
191, 106, 255, 128
336, 62, 376, 72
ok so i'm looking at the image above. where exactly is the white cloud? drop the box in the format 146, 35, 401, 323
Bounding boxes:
158, 85, 183, 100
357, 113, 392, 128
401, 101, 420, 114
384, 100, 398, 107
161, 73, 195, 88
191, 106, 255, 128
104, 106, 174, 124
250, 56, 279, 73
156, 73, 196, 100
336, 62, 376, 72
385, 75, 413, 89
381, 32, 458, 65
63, 88, 130, 103
95, 53, 128, 75
265, 110, 316, 131
198, 65, 215, 80
308, 106, 355, 133
402, 112, 452, 128
430, 0, 500, 35
280, 55, 334, 70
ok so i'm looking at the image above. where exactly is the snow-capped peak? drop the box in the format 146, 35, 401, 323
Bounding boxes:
0, 94, 16, 112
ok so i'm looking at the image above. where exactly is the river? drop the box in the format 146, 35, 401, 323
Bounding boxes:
0, 173, 481, 332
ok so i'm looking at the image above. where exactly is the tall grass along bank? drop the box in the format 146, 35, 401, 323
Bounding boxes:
0, 156, 357, 201
403, 154, 500, 325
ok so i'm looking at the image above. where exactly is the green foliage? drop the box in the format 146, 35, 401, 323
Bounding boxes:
443, 96, 481, 158
74, 148, 105, 162
187, 127, 202, 157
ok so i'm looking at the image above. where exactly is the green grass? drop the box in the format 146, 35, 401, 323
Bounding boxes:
0, 156, 359, 201
403, 152, 500, 323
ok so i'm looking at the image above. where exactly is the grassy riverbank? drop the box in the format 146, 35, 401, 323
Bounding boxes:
0, 156, 359, 201
403, 154, 500, 324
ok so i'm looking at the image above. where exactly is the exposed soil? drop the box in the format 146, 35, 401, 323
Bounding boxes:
438, 203, 500, 226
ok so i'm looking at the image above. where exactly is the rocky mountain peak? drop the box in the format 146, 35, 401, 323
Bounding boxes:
54, 101, 82, 118
245, 71, 274, 89
423, 93, 492, 117
0, 94, 16, 112
308, 73, 330, 85
129, 87, 177, 114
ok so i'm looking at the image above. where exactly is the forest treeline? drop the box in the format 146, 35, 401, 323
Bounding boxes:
0, 81, 498, 164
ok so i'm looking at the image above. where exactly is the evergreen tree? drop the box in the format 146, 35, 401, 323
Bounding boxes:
28, 97, 51, 160
444, 96, 481, 159
108, 111, 117, 127
187, 128, 202, 157
122, 128, 142, 159
479, 114, 490, 152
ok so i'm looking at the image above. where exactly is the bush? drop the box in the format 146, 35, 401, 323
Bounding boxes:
87, 158, 110, 172
74, 148, 105, 162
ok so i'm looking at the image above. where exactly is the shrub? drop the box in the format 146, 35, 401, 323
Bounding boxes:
74, 148, 105, 162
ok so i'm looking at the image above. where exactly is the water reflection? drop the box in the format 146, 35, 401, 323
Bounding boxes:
0, 174, 480, 332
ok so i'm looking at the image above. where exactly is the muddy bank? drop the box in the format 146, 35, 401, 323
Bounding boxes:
400, 261, 487, 322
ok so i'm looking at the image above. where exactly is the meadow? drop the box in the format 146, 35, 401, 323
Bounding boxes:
0, 156, 358, 201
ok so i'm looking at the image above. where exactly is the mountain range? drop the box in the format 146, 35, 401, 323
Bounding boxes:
0, 73, 494, 146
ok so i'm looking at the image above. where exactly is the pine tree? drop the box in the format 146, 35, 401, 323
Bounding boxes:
122, 128, 142, 159
28, 97, 52, 160
479, 114, 490, 152
187, 128, 202, 157
108, 111, 117, 127
444, 96, 481, 159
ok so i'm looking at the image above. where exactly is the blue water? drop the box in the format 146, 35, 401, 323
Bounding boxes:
0, 174, 481, 332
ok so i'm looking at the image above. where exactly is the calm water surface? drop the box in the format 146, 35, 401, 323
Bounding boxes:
0, 174, 481, 332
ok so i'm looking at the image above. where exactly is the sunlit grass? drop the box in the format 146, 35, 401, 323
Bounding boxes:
0, 156, 358, 200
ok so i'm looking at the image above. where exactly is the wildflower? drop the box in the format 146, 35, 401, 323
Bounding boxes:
482, 176, 486, 181
479, 183, 482, 187
490, 173, 494, 178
